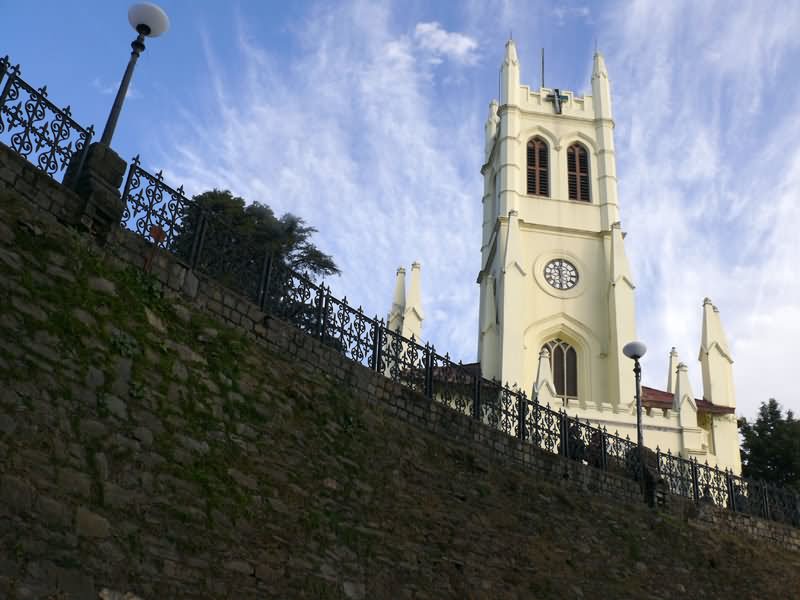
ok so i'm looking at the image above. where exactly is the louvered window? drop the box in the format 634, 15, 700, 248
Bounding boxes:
567, 143, 590, 202
526, 137, 549, 197
543, 339, 578, 402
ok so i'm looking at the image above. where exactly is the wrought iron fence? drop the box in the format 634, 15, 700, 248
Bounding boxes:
657, 450, 799, 526
0, 56, 93, 181
1, 54, 796, 530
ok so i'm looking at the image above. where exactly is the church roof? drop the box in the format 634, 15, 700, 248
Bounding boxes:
642, 386, 735, 415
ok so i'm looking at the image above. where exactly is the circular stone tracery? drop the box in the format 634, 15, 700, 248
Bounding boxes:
543, 259, 578, 290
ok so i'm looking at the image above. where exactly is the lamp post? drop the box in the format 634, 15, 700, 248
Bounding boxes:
622, 341, 647, 450
622, 340, 647, 488
100, 2, 169, 146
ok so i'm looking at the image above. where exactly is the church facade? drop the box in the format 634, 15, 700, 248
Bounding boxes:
476, 41, 741, 474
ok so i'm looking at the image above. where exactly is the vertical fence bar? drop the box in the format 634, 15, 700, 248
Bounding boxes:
516, 392, 526, 441
372, 320, 383, 373
472, 375, 481, 420
691, 459, 700, 502
600, 429, 608, 471
188, 210, 208, 270
0, 56, 8, 87
559, 411, 568, 458
256, 250, 273, 312
423, 345, 433, 399
120, 156, 139, 212
317, 285, 329, 341
726, 471, 736, 512
0, 63, 18, 109
68, 127, 93, 190
762, 486, 771, 521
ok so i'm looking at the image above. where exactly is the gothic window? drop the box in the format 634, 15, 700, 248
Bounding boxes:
526, 137, 550, 197
543, 338, 578, 402
567, 143, 590, 202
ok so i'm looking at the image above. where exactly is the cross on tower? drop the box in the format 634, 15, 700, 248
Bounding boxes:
546, 88, 568, 114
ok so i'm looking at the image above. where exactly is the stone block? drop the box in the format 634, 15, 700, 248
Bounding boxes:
36, 495, 71, 527
57, 468, 92, 498
75, 506, 110, 538
1, 474, 34, 513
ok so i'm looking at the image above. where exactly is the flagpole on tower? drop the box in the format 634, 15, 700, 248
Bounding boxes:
541, 48, 545, 88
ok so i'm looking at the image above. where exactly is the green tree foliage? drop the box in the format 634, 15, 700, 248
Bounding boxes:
738, 399, 800, 490
171, 190, 338, 294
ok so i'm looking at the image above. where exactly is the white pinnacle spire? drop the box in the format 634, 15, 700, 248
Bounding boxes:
667, 347, 679, 394
500, 38, 520, 105
699, 298, 735, 407
387, 267, 406, 333
534, 348, 558, 406
403, 262, 424, 341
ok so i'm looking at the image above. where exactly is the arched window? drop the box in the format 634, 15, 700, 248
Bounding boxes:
543, 338, 578, 402
526, 137, 549, 197
567, 143, 590, 202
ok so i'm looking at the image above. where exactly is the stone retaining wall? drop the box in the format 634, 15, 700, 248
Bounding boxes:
1, 142, 799, 599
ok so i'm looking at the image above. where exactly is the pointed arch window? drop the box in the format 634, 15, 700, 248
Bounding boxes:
567, 143, 590, 202
543, 338, 578, 402
526, 137, 550, 197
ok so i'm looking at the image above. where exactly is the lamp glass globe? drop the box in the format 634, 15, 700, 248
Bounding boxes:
128, 3, 170, 37
622, 341, 647, 360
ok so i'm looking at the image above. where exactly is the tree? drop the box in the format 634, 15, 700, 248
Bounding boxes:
170, 189, 339, 299
739, 399, 800, 490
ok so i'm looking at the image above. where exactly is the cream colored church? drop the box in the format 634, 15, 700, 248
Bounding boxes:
390, 41, 741, 475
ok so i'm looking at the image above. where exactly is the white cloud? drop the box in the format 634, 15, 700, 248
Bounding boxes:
601, 0, 800, 420
148, 0, 798, 422
156, 2, 483, 361
413, 22, 479, 65
551, 5, 591, 26
91, 77, 141, 99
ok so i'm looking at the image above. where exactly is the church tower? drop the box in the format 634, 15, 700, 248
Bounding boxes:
478, 40, 636, 413
476, 41, 740, 473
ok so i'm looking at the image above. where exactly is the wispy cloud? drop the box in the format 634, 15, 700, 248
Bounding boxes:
601, 0, 800, 419
157, 1, 483, 360
91, 77, 141, 100
148, 0, 797, 421
551, 5, 591, 26
413, 22, 479, 65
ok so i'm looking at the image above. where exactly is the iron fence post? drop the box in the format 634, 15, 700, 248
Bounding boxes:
256, 251, 273, 312
317, 285, 329, 342
0, 63, 18, 109
600, 428, 609, 471
0, 56, 8, 87
423, 345, 433, 399
188, 209, 208, 271
691, 459, 700, 502
762, 485, 771, 521
472, 376, 481, 420
372, 320, 383, 373
559, 410, 568, 458
516, 393, 526, 441
67, 126, 94, 191
120, 156, 139, 220
726, 470, 736, 512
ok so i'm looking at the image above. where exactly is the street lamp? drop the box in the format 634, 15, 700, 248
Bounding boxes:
100, 2, 170, 146
622, 339, 650, 494
622, 340, 647, 454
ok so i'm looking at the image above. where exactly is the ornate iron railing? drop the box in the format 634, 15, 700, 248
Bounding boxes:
0, 56, 93, 181
118, 157, 800, 529
657, 450, 799, 526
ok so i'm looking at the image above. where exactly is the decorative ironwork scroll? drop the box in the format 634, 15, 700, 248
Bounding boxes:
121, 156, 195, 253
0, 58, 93, 180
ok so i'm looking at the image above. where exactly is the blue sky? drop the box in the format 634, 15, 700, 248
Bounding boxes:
4, 1, 799, 421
